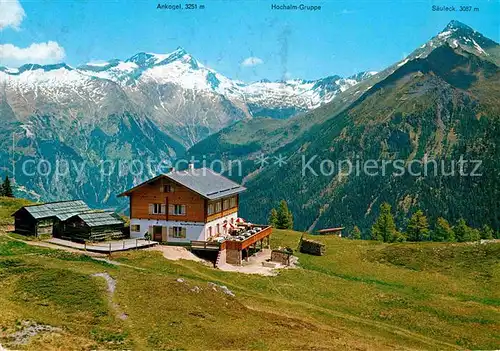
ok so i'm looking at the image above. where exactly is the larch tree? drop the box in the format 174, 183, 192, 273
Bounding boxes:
480, 224, 494, 240
350, 226, 362, 240
268, 208, 278, 227
433, 217, 455, 242
406, 210, 430, 242
276, 200, 293, 229
371, 202, 398, 242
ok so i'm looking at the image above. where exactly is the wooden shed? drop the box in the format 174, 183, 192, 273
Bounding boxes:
12, 200, 90, 237
63, 212, 126, 242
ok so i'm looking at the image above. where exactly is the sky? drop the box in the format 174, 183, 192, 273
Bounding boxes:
0, 0, 498, 82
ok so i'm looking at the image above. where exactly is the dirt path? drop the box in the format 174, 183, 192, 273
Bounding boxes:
91, 273, 128, 320
4, 233, 106, 257
2, 232, 145, 271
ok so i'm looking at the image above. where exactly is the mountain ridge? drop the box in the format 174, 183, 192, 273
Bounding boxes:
186, 21, 500, 233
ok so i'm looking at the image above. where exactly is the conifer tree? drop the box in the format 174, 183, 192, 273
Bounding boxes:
406, 210, 430, 242
2, 176, 13, 198
454, 218, 479, 242
480, 224, 494, 240
470, 228, 481, 242
276, 200, 293, 229
433, 217, 455, 242
269, 208, 278, 227
371, 202, 398, 242
350, 226, 362, 240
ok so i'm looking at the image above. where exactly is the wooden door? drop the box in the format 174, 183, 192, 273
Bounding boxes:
153, 226, 163, 241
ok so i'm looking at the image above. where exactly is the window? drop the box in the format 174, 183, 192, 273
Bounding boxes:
223, 199, 230, 210
207, 203, 214, 215
170, 226, 186, 238
230, 196, 237, 208
216, 223, 220, 234
131, 224, 140, 232
172, 204, 186, 215
215, 201, 222, 213
163, 184, 173, 192
151, 203, 165, 214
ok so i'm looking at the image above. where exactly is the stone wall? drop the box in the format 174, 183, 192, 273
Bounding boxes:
270, 250, 292, 266
299, 238, 325, 256
225, 248, 242, 265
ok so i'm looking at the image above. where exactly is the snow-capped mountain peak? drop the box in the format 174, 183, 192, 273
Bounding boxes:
0, 46, 377, 127
407, 20, 498, 62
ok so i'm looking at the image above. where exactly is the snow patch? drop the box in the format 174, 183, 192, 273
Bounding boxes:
20, 124, 34, 138
86, 61, 109, 67
397, 59, 409, 67
438, 30, 452, 39
471, 38, 487, 55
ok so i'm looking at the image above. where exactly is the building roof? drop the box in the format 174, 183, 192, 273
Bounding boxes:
72, 211, 124, 227
317, 227, 345, 233
14, 200, 91, 221
118, 167, 246, 200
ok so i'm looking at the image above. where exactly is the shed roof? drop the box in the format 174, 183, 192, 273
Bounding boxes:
317, 227, 345, 233
15, 200, 90, 221
118, 167, 246, 200
73, 211, 124, 227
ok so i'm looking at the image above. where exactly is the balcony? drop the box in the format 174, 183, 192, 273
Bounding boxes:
191, 225, 272, 252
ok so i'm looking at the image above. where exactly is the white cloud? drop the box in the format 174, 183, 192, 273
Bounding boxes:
0, 41, 66, 66
0, 0, 26, 30
241, 56, 264, 67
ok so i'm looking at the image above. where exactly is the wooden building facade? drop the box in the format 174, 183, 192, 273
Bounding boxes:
119, 166, 246, 244
12, 200, 125, 242
62, 212, 125, 242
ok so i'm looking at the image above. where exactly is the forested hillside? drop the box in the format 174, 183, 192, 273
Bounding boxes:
187, 24, 500, 233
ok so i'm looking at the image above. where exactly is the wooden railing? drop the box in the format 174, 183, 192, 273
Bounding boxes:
191, 225, 272, 251
224, 226, 272, 251
206, 207, 238, 223
191, 240, 221, 250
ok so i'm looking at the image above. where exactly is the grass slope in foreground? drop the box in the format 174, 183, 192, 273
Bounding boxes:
0, 213, 499, 350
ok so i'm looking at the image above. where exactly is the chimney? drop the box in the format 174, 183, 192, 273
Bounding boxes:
188, 163, 194, 171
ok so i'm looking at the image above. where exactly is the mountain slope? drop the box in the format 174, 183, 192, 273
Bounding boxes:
1, 47, 373, 146
244, 44, 499, 232
0, 47, 372, 208
187, 21, 500, 232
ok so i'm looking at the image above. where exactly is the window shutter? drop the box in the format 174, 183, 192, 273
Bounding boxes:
162, 226, 167, 242
149, 204, 154, 215
161, 204, 166, 214
148, 225, 153, 237
160, 186, 164, 192
168, 204, 174, 215
182, 205, 186, 215
169, 227, 174, 237
182, 228, 187, 238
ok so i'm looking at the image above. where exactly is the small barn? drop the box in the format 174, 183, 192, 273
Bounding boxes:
13, 200, 90, 237
63, 212, 126, 242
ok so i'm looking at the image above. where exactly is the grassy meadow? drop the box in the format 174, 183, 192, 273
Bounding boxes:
0, 197, 499, 350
